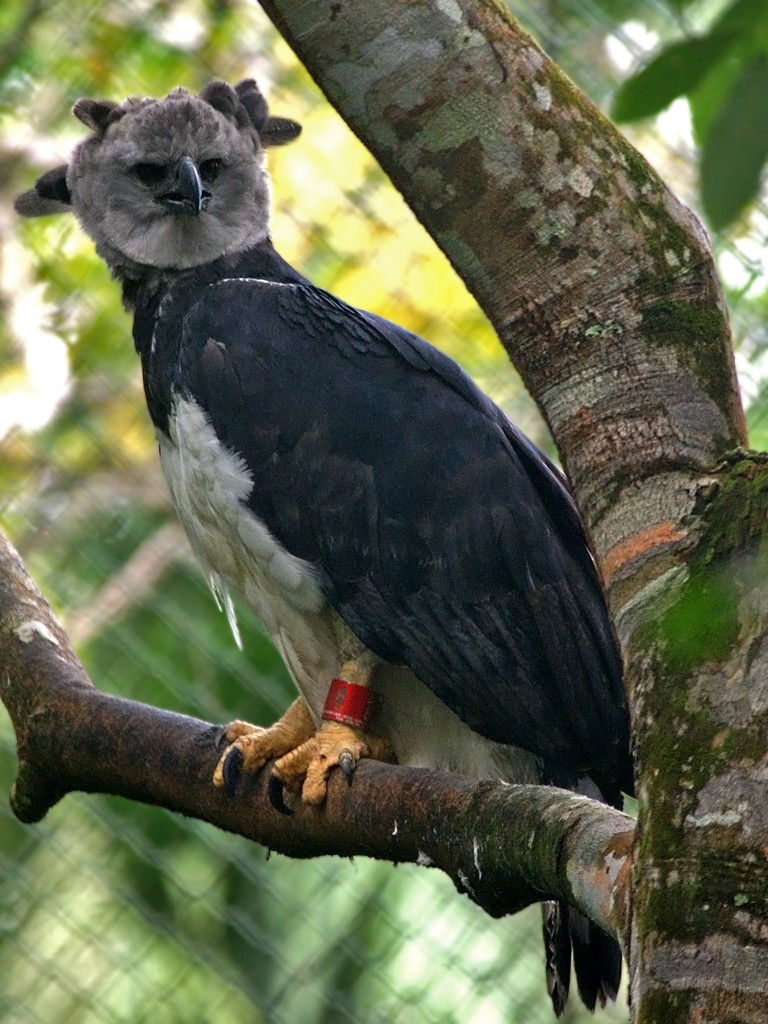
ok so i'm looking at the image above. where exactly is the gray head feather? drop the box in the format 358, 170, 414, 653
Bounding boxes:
14, 79, 302, 278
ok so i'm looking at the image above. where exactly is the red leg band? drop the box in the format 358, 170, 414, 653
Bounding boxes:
322, 678, 373, 729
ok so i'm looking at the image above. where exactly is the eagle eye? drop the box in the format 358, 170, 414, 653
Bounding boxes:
132, 162, 167, 187
199, 158, 223, 182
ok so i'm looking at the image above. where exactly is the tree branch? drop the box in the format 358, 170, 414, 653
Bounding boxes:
0, 530, 634, 945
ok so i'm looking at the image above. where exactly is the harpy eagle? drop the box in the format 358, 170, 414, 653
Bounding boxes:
16, 78, 632, 1016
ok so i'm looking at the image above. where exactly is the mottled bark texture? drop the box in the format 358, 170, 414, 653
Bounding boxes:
0, 532, 633, 943
255, 1, 767, 1021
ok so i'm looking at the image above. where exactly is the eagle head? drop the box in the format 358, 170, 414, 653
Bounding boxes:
14, 79, 301, 275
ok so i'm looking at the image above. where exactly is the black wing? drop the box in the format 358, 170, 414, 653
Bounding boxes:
175, 277, 630, 790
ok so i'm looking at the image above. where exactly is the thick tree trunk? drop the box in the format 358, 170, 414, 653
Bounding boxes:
256, 1, 767, 1021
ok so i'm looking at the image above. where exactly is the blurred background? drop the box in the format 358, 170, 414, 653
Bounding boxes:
0, 1, 765, 1021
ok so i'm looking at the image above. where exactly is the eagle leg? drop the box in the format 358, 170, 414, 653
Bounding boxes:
271, 720, 391, 806
212, 697, 315, 795
212, 681, 391, 809
268, 654, 391, 806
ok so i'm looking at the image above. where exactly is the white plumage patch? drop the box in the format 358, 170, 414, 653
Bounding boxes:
157, 395, 337, 709
160, 395, 323, 610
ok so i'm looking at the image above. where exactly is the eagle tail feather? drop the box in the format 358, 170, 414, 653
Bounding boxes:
543, 900, 622, 1017
569, 906, 622, 1010
543, 900, 571, 1017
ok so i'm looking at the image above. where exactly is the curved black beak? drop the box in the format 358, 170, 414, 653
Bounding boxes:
159, 156, 210, 216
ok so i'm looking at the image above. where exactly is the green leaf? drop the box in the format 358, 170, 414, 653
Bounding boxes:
701, 54, 768, 230
712, 0, 768, 36
688, 0, 768, 143
689, 49, 747, 146
612, 33, 737, 122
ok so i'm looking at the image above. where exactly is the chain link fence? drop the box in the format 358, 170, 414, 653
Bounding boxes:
1, 1, 765, 1021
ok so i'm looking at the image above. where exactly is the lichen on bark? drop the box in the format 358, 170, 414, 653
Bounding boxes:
627, 453, 768, 1016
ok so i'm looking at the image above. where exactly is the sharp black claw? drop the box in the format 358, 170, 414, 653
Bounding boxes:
268, 773, 292, 815
339, 751, 355, 785
222, 746, 243, 796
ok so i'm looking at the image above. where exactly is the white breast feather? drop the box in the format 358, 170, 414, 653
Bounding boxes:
158, 395, 336, 705
161, 397, 322, 605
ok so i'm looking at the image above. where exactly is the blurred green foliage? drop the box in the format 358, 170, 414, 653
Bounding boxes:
1, 0, 766, 1021
612, 0, 768, 230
